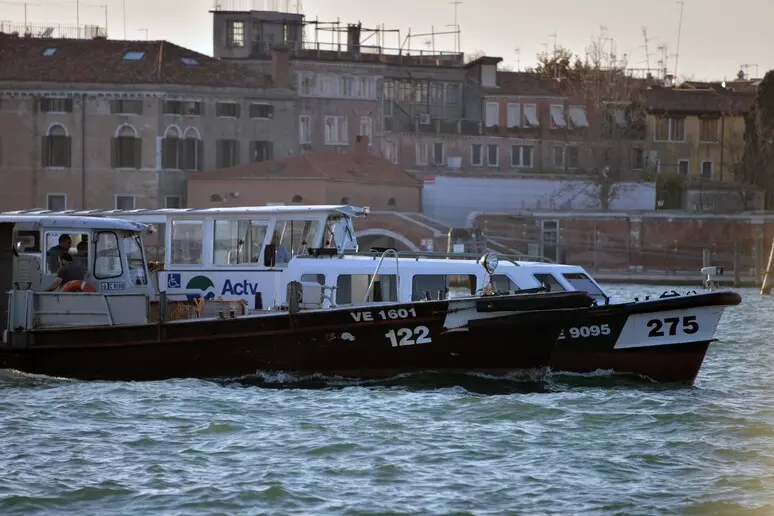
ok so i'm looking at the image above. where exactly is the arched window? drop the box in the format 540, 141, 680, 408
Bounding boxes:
340, 196, 350, 204
387, 197, 397, 208
182, 127, 202, 171
162, 126, 182, 169
291, 194, 304, 204
112, 124, 141, 169
42, 124, 71, 167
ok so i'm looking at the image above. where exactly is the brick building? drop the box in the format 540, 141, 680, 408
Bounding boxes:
187, 136, 421, 211
0, 32, 295, 211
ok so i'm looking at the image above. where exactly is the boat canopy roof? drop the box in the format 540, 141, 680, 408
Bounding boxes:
2, 205, 368, 224
0, 215, 148, 232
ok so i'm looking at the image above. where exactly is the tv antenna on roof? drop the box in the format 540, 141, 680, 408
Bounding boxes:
674, 0, 685, 78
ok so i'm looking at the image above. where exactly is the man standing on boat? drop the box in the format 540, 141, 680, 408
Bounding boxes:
46, 233, 71, 272
272, 230, 291, 265
45, 253, 87, 292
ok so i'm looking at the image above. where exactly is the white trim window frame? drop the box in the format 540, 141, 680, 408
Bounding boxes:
46, 193, 67, 211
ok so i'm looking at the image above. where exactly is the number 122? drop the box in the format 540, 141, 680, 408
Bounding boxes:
385, 326, 432, 347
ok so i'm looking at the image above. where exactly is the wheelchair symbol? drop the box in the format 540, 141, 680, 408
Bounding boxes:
167, 273, 181, 289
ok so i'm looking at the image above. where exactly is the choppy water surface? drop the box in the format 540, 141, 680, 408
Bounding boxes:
1, 285, 773, 515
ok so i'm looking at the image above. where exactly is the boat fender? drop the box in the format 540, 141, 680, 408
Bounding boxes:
61, 280, 96, 293
659, 290, 681, 299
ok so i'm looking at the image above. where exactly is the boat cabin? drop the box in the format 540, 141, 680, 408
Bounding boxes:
0, 206, 610, 311
0, 215, 155, 338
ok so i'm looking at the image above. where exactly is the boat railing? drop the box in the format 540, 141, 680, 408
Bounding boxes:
363, 249, 400, 303
341, 249, 553, 265
7, 290, 150, 330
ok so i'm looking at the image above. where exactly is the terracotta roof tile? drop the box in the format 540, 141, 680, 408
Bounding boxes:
485, 72, 565, 97
190, 152, 421, 186
643, 86, 754, 115
0, 33, 274, 88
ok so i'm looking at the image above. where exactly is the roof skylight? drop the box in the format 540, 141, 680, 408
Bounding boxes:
181, 57, 199, 66
123, 51, 146, 61
42, 48, 57, 56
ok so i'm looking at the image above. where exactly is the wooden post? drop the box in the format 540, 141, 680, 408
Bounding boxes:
761, 237, 774, 294
733, 242, 740, 288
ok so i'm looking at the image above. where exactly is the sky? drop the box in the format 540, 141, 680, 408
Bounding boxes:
4, 0, 773, 81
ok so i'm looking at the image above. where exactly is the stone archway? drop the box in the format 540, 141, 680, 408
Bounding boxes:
355, 228, 420, 252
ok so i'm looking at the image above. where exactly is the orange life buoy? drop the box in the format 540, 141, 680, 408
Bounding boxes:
61, 280, 96, 293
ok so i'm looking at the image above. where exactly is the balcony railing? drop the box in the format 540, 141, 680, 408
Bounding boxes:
0, 21, 106, 39
212, 0, 296, 11
248, 37, 464, 67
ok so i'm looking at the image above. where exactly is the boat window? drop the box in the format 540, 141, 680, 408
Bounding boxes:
273, 219, 321, 258
123, 234, 147, 286
94, 232, 122, 279
562, 272, 607, 302
213, 220, 268, 265
533, 273, 566, 292
301, 274, 325, 285
323, 215, 356, 250
144, 223, 165, 263
493, 274, 520, 294
171, 220, 203, 265
44, 231, 89, 274
336, 274, 398, 305
411, 274, 477, 301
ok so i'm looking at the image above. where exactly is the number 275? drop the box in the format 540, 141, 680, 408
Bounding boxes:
647, 316, 699, 337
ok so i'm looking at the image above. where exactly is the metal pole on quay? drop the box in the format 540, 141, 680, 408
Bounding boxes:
761, 238, 774, 294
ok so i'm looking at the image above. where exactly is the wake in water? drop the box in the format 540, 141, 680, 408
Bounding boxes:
0, 366, 690, 395
216, 368, 676, 394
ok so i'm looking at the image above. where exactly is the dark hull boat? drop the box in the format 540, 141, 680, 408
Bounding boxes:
0, 292, 593, 382
550, 290, 742, 384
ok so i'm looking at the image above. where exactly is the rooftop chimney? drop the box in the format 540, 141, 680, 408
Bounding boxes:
271, 45, 290, 88
347, 23, 361, 54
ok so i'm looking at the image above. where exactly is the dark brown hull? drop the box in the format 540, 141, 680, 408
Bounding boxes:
550, 290, 741, 384
0, 292, 593, 381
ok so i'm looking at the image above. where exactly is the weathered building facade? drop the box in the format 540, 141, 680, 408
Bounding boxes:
642, 82, 753, 181
0, 33, 295, 211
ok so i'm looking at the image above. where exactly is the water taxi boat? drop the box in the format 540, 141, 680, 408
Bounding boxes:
0, 213, 594, 381
4, 205, 742, 384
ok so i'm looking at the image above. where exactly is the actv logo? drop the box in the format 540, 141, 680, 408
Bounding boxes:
185, 275, 217, 301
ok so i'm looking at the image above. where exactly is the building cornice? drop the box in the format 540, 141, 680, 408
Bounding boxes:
0, 82, 296, 100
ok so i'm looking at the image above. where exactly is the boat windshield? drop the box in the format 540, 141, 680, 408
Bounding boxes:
124, 234, 148, 286
562, 272, 607, 303
324, 216, 357, 250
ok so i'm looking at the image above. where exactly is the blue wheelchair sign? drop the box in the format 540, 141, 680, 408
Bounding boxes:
167, 273, 181, 289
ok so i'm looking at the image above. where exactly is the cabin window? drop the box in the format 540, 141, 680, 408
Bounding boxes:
301, 274, 325, 285
272, 219, 321, 258
170, 220, 203, 265
44, 231, 89, 274
323, 216, 353, 249
143, 223, 165, 263
411, 274, 477, 301
533, 273, 566, 292
124, 234, 147, 286
493, 274, 520, 294
213, 219, 268, 265
336, 274, 398, 305
562, 272, 606, 303
94, 232, 122, 279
